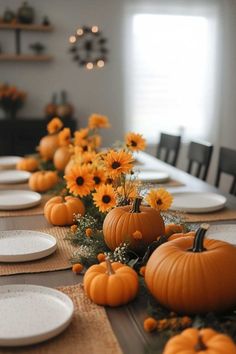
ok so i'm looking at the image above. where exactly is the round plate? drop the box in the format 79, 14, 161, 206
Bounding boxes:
137, 171, 169, 183
0, 156, 22, 169
0, 230, 57, 262
206, 224, 236, 245
170, 192, 226, 213
0, 190, 42, 210
0, 170, 31, 184
0, 284, 74, 346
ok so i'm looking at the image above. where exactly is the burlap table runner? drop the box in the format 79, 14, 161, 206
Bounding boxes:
0, 183, 29, 190
0, 284, 123, 354
182, 207, 236, 223
0, 227, 76, 276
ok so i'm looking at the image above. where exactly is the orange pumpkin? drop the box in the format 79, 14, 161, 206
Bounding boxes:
64, 158, 75, 175
163, 328, 236, 354
103, 198, 165, 253
38, 134, 59, 161
165, 223, 184, 237
83, 259, 139, 307
145, 225, 236, 314
168, 231, 196, 241
53, 146, 72, 172
44, 195, 85, 225
29, 171, 58, 193
16, 157, 39, 172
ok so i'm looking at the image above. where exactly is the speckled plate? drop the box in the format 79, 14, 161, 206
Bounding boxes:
0, 230, 57, 262
0, 284, 74, 346
0, 190, 41, 210
0, 170, 31, 184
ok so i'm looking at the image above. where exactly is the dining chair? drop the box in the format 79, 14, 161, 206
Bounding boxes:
215, 146, 236, 195
187, 141, 213, 181
156, 133, 181, 166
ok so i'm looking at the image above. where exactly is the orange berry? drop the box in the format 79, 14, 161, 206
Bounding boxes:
139, 266, 146, 277
143, 317, 157, 332
85, 228, 92, 237
97, 253, 106, 263
72, 263, 83, 274
132, 230, 142, 240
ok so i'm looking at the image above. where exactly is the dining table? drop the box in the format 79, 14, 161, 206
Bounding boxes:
0, 151, 235, 354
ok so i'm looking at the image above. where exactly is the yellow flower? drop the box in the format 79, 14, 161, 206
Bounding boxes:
70, 224, 77, 233
85, 228, 92, 237
125, 132, 146, 151
146, 188, 173, 211
58, 128, 71, 146
47, 117, 63, 134
93, 184, 116, 213
88, 114, 110, 129
65, 165, 94, 197
92, 168, 106, 189
104, 149, 134, 178
82, 151, 97, 164
74, 128, 89, 145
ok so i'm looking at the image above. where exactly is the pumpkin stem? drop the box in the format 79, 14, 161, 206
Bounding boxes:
131, 197, 143, 213
194, 334, 207, 351
105, 258, 115, 275
189, 224, 209, 253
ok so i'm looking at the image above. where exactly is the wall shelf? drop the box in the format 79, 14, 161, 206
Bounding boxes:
0, 23, 53, 31
0, 54, 53, 61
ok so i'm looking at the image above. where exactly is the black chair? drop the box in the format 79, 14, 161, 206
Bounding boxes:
187, 141, 213, 181
215, 146, 236, 195
156, 133, 181, 166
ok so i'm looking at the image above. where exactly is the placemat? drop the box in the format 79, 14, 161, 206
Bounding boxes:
182, 207, 236, 223
0, 183, 29, 190
0, 194, 51, 218
0, 284, 123, 354
0, 227, 75, 276
149, 179, 184, 187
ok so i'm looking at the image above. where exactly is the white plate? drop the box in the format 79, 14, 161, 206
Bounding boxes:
0, 230, 57, 262
170, 192, 227, 213
135, 171, 169, 183
0, 170, 31, 184
206, 224, 236, 245
0, 156, 22, 169
0, 190, 42, 210
0, 284, 74, 346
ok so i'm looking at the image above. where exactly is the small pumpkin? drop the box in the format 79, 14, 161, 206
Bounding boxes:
165, 223, 184, 237
29, 171, 58, 193
64, 158, 75, 175
167, 231, 196, 241
145, 225, 236, 314
53, 146, 72, 172
83, 259, 139, 307
38, 134, 59, 161
163, 328, 236, 354
103, 197, 165, 253
16, 157, 39, 172
44, 195, 85, 225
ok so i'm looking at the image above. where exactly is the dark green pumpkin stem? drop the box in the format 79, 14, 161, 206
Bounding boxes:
189, 223, 209, 253
105, 258, 115, 275
131, 197, 143, 213
194, 334, 207, 351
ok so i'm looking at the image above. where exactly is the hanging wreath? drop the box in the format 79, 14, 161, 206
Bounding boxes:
68, 25, 108, 70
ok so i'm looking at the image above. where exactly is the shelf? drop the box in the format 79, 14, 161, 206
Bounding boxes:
0, 54, 53, 62
0, 23, 53, 31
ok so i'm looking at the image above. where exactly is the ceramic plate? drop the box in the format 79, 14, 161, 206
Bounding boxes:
170, 192, 227, 213
0, 190, 41, 210
206, 224, 236, 245
0, 284, 74, 346
0, 170, 31, 184
0, 156, 22, 169
136, 171, 169, 183
0, 230, 57, 262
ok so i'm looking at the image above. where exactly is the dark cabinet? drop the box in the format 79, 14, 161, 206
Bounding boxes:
0, 119, 77, 156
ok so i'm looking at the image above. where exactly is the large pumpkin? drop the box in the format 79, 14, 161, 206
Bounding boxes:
53, 146, 72, 171
38, 134, 59, 161
83, 259, 139, 307
29, 171, 58, 193
44, 195, 85, 225
163, 328, 236, 354
103, 197, 165, 253
145, 225, 236, 314
16, 157, 39, 172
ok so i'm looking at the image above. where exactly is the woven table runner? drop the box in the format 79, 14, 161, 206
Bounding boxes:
0, 183, 29, 190
182, 208, 236, 223
0, 284, 123, 354
0, 227, 76, 276
150, 178, 184, 187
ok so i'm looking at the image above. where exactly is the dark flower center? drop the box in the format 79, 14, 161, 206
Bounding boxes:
112, 161, 121, 169
106, 178, 113, 184
156, 198, 163, 205
131, 140, 137, 147
83, 146, 88, 151
102, 195, 111, 204
76, 176, 84, 186
94, 176, 101, 185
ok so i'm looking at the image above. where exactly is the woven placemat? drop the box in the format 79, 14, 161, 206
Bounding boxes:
149, 179, 184, 187
0, 284, 123, 354
182, 208, 236, 223
0, 183, 30, 190
0, 227, 76, 276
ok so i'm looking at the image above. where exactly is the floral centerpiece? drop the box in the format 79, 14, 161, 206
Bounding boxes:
0, 83, 26, 119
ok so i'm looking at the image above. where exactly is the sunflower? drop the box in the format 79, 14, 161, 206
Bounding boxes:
145, 188, 173, 211
47, 117, 63, 134
125, 132, 146, 151
88, 114, 110, 129
82, 151, 98, 164
65, 165, 94, 197
58, 128, 71, 146
93, 184, 117, 213
104, 149, 134, 178
92, 168, 106, 189
74, 128, 89, 145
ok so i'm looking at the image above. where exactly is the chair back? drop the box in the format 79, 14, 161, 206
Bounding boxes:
187, 141, 213, 181
215, 146, 236, 195
156, 133, 181, 166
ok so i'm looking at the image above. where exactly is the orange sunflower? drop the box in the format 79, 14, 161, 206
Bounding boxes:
93, 184, 117, 213
47, 117, 63, 134
145, 188, 173, 211
125, 132, 146, 151
58, 128, 71, 146
88, 114, 110, 129
104, 150, 134, 178
92, 168, 106, 189
74, 128, 89, 146
64, 165, 94, 197
82, 151, 98, 164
